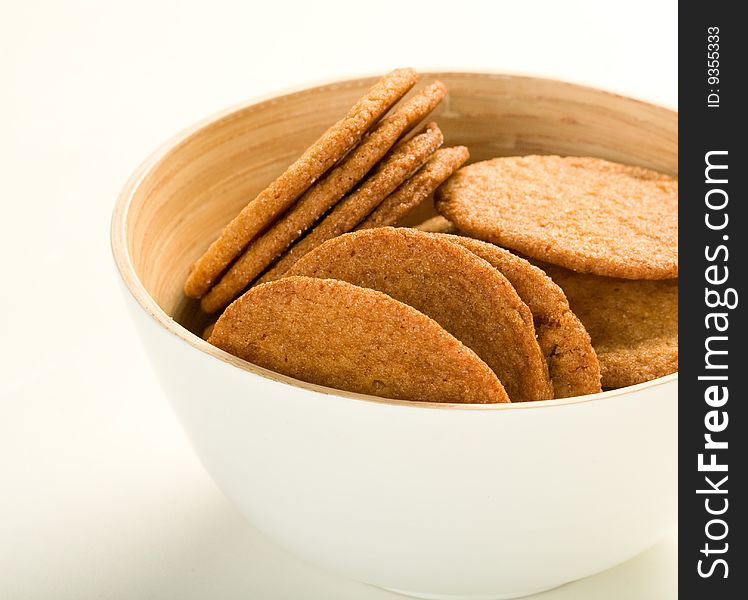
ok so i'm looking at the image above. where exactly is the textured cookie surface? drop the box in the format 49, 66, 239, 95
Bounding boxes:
285, 228, 553, 402
542, 265, 678, 388
184, 68, 418, 298
436, 155, 678, 279
251, 124, 444, 290
356, 146, 469, 230
209, 276, 508, 403
429, 234, 601, 398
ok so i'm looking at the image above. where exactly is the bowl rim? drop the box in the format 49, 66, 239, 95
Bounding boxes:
110, 70, 679, 412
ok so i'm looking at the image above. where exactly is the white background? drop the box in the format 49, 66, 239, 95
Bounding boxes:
1, 1, 677, 598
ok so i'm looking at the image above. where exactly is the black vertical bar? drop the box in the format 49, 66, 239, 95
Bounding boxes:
679, 3, 745, 598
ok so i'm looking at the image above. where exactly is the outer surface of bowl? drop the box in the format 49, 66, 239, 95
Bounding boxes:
112, 73, 678, 599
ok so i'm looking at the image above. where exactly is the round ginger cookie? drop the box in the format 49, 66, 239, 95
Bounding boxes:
209, 276, 508, 404
435, 155, 678, 280
428, 234, 601, 398
184, 68, 418, 298
285, 228, 553, 402
542, 264, 678, 388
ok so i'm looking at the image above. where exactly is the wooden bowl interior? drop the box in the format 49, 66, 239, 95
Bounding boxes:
122, 73, 677, 336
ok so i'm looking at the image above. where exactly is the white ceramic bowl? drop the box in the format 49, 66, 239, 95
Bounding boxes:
111, 72, 677, 599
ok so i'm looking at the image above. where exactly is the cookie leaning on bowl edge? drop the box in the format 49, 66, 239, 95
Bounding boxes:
209, 276, 509, 404
284, 227, 554, 402
356, 146, 470, 230
184, 67, 419, 298
197, 81, 448, 311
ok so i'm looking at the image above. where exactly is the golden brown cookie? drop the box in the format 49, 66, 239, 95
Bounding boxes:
195, 83, 446, 312
356, 146, 469, 230
542, 265, 678, 388
429, 235, 601, 398
184, 68, 418, 298
209, 276, 508, 403
436, 155, 678, 279
248, 123, 444, 291
285, 228, 553, 402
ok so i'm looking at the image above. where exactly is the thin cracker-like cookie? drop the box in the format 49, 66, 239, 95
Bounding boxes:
248, 123, 444, 290
429, 234, 602, 398
285, 228, 553, 402
184, 68, 418, 298
197, 82, 446, 311
356, 146, 469, 230
542, 265, 678, 388
436, 155, 678, 279
209, 276, 508, 403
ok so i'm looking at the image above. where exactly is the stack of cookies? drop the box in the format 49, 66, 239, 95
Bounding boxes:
432, 155, 678, 391
184, 68, 469, 314
185, 69, 678, 404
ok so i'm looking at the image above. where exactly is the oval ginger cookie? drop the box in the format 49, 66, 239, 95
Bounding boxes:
202, 123, 444, 312
209, 276, 508, 403
429, 234, 601, 398
542, 265, 678, 388
435, 155, 678, 279
285, 228, 553, 402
